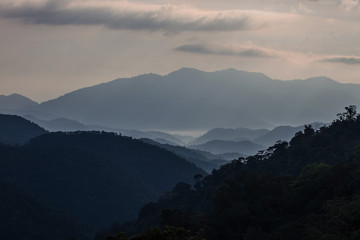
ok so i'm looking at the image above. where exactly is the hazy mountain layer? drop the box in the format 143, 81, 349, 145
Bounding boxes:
191, 127, 270, 145
29, 68, 360, 131
140, 138, 227, 173
253, 125, 305, 146
191, 140, 264, 156
23, 115, 186, 145
0, 93, 38, 109
23, 115, 92, 131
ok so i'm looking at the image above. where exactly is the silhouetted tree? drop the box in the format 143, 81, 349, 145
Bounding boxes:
303, 125, 315, 136
336, 105, 357, 121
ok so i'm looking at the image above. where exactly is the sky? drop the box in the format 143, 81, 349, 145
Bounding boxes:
0, 0, 360, 102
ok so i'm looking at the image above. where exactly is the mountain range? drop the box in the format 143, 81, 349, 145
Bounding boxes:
188, 123, 326, 157
190, 140, 264, 156
140, 138, 228, 173
190, 127, 270, 145
1, 68, 359, 131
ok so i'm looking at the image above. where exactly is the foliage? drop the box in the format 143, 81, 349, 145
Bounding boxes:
0, 131, 205, 229
107, 226, 205, 240
336, 105, 358, 121
105, 106, 360, 240
0, 181, 92, 240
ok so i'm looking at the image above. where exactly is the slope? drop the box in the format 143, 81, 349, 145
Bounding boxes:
0, 132, 205, 228
191, 127, 270, 145
253, 125, 304, 147
140, 138, 227, 173
0, 114, 47, 145
0, 93, 38, 109
103, 107, 360, 240
0, 180, 93, 240
190, 140, 264, 156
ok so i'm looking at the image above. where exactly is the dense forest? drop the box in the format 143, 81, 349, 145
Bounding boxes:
0, 123, 205, 239
1, 106, 360, 240
0, 181, 92, 240
99, 106, 360, 240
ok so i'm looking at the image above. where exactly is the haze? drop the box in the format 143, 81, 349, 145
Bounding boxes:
0, 0, 360, 102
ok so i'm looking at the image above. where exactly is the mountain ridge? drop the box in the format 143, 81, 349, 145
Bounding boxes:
0, 131, 205, 228
191, 139, 264, 156
0, 114, 47, 145
0, 93, 38, 109
16, 68, 360, 130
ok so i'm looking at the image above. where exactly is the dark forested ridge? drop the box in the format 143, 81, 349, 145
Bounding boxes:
100, 106, 360, 240
0, 114, 47, 145
0, 130, 205, 233
0, 181, 93, 240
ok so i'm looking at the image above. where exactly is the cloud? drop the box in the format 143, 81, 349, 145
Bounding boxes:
174, 43, 360, 67
340, 0, 359, 11
174, 44, 283, 58
320, 56, 360, 64
0, 0, 287, 33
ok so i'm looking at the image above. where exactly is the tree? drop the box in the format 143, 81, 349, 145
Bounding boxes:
336, 105, 357, 121
304, 125, 315, 136
193, 174, 203, 190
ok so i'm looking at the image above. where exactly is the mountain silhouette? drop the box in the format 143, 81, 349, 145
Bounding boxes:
253, 125, 305, 146
0, 93, 38, 110
24, 115, 185, 145
191, 140, 264, 156
140, 138, 227, 172
191, 127, 270, 145
0, 131, 205, 228
0, 114, 47, 145
25, 68, 360, 131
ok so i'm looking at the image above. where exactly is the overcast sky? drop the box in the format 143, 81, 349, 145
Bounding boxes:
0, 0, 360, 102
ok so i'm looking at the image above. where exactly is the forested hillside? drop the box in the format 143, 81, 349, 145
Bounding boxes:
100, 106, 360, 240
0, 181, 92, 240
0, 114, 47, 145
0, 131, 205, 230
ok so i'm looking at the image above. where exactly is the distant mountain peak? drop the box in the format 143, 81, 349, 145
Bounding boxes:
8, 93, 24, 97
166, 67, 206, 78
0, 93, 38, 110
304, 76, 338, 84
133, 72, 163, 79
214, 68, 242, 74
